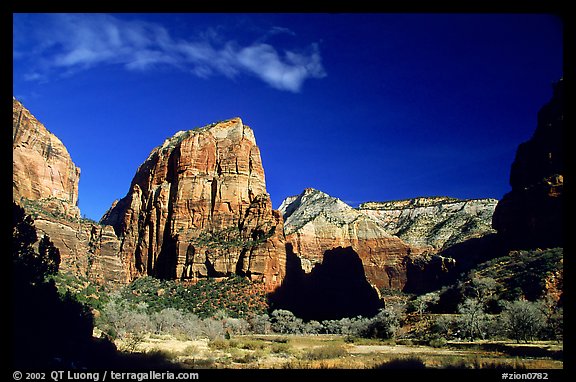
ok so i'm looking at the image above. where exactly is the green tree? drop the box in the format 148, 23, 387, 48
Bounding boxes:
362, 308, 400, 339
270, 309, 303, 334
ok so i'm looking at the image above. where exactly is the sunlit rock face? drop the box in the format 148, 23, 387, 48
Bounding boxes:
13, 98, 80, 218
101, 118, 286, 291
359, 197, 498, 251
279, 188, 427, 290
13, 98, 128, 284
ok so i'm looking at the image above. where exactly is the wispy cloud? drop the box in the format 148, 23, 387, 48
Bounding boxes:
14, 14, 326, 92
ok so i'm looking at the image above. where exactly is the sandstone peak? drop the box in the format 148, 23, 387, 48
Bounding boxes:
101, 117, 285, 291
153, 117, 255, 159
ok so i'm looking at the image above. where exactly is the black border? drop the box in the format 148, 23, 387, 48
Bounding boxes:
5, 1, 573, 379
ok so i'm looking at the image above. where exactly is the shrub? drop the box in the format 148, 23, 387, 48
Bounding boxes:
322, 320, 342, 334
374, 356, 426, 369
358, 308, 399, 339
201, 318, 225, 340
430, 315, 457, 338
428, 336, 447, 348
237, 339, 265, 350
223, 317, 250, 335
152, 308, 187, 335
248, 314, 271, 334
303, 344, 347, 360
208, 338, 231, 350
270, 343, 290, 354
233, 353, 258, 364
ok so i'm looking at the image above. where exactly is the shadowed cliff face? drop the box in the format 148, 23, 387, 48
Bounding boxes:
269, 245, 384, 321
492, 79, 563, 249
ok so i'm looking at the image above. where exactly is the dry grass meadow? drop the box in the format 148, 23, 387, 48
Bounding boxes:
114, 333, 562, 369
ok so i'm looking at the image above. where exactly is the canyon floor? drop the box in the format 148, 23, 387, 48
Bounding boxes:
114, 333, 563, 369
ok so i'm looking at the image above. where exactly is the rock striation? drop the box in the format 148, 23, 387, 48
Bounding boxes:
359, 197, 498, 251
12, 98, 128, 284
279, 188, 427, 290
492, 79, 563, 249
101, 118, 286, 291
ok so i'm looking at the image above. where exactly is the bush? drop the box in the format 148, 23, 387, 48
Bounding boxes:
152, 308, 187, 335
428, 336, 447, 348
223, 317, 250, 335
303, 344, 347, 360
98, 296, 153, 339
208, 338, 232, 350
270, 343, 290, 354
374, 356, 426, 369
322, 320, 343, 334
357, 308, 399, 339
430, 315, 457, 338
248, 314, 271, 334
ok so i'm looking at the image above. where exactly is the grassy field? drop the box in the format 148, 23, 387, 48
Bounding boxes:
114, 334, 563, 369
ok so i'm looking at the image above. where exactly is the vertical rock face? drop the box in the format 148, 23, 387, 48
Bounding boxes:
279, 188, 426, 290
13, 98, 81, 218
492, 79, 563, 249
12, 98, 128, 284
101, 118, 286, 291
359, 197, 498, 250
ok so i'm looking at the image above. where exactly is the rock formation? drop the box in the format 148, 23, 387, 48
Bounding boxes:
13, 98, 80, 219
359, 197, 498, 250
279, 188, 427, 290
492, 79, 563, 249
101, 118, 286, 292
12, 98, 128, 284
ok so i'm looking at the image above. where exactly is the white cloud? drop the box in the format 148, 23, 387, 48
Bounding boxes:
15, 14, 326, 92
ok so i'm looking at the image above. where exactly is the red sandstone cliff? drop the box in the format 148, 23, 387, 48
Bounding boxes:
12, 98, 128, 284
101, 118, 286, 291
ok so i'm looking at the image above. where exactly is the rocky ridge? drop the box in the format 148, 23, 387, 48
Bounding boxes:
359, 196, 498, 250
279, 188, 427, 290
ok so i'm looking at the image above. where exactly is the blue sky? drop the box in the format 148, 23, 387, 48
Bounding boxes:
13, 13, 563, 220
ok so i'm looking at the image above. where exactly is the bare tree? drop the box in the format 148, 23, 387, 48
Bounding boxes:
501, 300, 546, 343
457, 298, 488, 341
